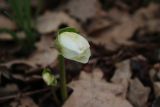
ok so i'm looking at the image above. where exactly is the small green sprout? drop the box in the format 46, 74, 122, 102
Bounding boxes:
42, 68, 57, 86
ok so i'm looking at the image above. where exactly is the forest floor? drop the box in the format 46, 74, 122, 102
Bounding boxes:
0, 0, 160, 107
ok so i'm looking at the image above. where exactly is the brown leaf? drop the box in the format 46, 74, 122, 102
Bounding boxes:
36, 11, 81, 34
154, 82, 160, 98
0, 15, 16, 30
10, 97, 38, 107
89, 3, 160, 51
127, 78, 150, 107
1, 35, 58, 71
63, 68, 133, 107
111, 60, 132, 97
89, 9, 139, 50
63, 0, 102, 22
0, 31, 26, 41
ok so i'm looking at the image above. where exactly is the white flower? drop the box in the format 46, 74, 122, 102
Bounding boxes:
56, 30, 91, 63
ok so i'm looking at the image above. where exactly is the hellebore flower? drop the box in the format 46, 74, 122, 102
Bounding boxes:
56, 27, 91, 63
42, 68, 57, 86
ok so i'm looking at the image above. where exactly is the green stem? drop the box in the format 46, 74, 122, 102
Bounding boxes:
58, 55, 67, 102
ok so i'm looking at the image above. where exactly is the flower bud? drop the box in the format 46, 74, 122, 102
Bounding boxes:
56, 27, 91, 63
42, 68, 57, 86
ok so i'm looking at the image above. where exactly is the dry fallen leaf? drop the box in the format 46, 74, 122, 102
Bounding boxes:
134, 3, 160, 21
111, 60, 132, 98
28, 35, 58, 68
89, 3, 160, 51
0, 15, 16, 30
10, 97, 38, 107
0, 31, 26, 41
88, 9, 139, 50
128, 78, 150, 107
63, 0, 102, 22
1, 35, 58, 71
0, 32, 14, 41
36, 11, 81, 34
154, 82, 160, 98
63, 68, 133, 107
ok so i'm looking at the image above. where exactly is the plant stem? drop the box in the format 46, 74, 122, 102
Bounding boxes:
58, 55, 67, 102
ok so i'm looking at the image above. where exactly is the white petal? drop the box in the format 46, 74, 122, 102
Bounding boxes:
61, 45, 79, 59
58, 32, 90, 54
72, 48, 91, 63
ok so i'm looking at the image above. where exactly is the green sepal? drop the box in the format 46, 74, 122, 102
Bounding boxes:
58, 27, 79, 35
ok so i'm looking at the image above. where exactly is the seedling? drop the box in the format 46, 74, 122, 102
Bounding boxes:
42, 27, 91, 103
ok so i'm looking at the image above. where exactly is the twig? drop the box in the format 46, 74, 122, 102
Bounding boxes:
0, 88, 50, 101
